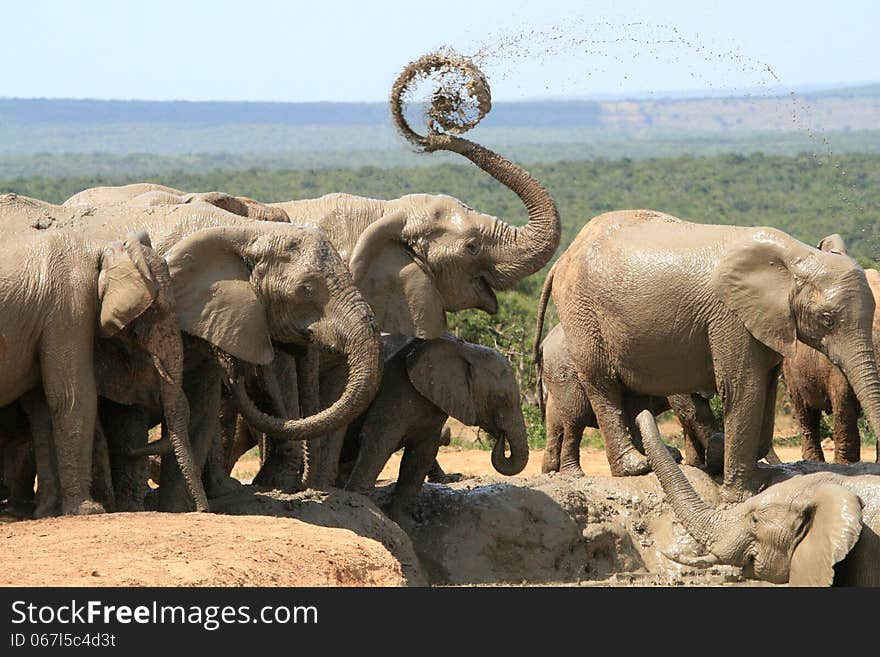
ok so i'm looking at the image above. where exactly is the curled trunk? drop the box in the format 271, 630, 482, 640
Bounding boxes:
232, 293, 381, 442
490, 427, 530, 476
391, 52, 560, 289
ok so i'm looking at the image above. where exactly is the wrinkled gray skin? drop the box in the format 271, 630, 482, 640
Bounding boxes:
536, 211, 880, 502
338, 335, 529, 522
640, 410, 880, 586
0, 194, 382, 507
0, 228, 206, 515
782, 234, 880, 464
537, 323, 721, 475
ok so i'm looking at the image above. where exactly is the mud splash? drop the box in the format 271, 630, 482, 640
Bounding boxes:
405, 19, 867, 218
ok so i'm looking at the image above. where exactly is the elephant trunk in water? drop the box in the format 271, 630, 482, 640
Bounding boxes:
390, 51, 561, 290
637, 411, 724, 548
489, 423, 530, 477
232, 287, 381, 441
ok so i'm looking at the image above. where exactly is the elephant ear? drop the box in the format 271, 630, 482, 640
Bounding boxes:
405, 337, 476, 425
164, 227, 273, 365
817, 234, 848, 255
348, 211, 447, 339
789, 484, 863, 587
712, 235, 798, 357
98, 236, 161, 337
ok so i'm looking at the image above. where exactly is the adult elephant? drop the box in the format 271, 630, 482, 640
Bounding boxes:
782, 234, 880, 463
640, 411, 880, 586
0, 227, 207, 515
535, 210, 880, 501
536, 323, 719, 475
0, 193, 382, 505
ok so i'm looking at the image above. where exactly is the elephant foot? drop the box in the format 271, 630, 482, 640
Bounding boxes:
559, 464, 586, 477
253, 466, 305, 493
63, 499, 106, 516
705, 433, 725, 476
429, 472, 464, 484
608, 449, 652, 477
206, 474, 245, 499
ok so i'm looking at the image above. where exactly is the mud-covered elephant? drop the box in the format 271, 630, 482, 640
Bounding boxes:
0, 228, 207, 515
536, 211, 880, 501
640, 411, 880, 586
536, 323, 723, 475
338, 335, 529, 521
782, 234, 880, 464
0, 193, 382, 504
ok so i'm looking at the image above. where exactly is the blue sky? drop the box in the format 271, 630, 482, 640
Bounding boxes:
1, 1, 877, 102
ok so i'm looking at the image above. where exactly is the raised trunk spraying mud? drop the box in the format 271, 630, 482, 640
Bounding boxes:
390, 50, 560, 288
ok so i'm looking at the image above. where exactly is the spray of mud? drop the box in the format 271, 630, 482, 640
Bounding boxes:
391, 20, 869, 232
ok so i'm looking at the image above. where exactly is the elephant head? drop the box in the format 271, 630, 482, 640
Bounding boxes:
163, 223, 381, 441
713, 228, 880, 461
405, 336, 529, 475
343, 52, 560, 339
638, 411, 864, 586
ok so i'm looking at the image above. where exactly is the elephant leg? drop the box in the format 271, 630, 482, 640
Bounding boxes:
541, 394, 563, 473
218, 392, 245, 475
713, 342, 774, 502
559, 418, 587, 476
669, 393, 717, 466
103, 400, 149, 512
830, 384, 861, 464
426, 459, 447, 483
4, 443, 36, 516
40, 336, 103, 516
388, 435, 440, 523
90, 418, 115, 511
756, 366, 780, 462
254, 356, 306, 492
20, 390, 58, 518
789, 383, 823, 461
344, 410, 408, 494
583, 379, 650, 477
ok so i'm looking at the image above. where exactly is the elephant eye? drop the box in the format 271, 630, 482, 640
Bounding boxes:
821, 313, 835, 330
298, 283, 314, 298
464, 239, 481, 256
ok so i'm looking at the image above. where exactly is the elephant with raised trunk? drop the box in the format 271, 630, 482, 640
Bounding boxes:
338, 335, 529, 521
782, 233, 880, 464
536, 211, 880, 501
0, 228, 207, 516
640, 410, 880, 586
0, 193, 382, 504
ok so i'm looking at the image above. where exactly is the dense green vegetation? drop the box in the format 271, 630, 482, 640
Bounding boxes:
4, 151, 879, 448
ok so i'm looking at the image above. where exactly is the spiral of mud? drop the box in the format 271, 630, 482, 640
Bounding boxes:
390, 48, 492, 149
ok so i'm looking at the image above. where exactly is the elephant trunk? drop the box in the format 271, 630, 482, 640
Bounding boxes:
489, 420, 530, 477
428, 135, 561, 289
390, 52, 560, 290
834, 339, 880, 462
637, 411, 724, 548
233, 290, 381, 441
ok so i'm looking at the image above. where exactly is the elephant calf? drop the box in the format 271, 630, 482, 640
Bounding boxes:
640, 411, 880, 586
537, 323, 721, 475
339, 335, 529, 521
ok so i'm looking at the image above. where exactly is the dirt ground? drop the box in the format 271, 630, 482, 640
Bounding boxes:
5, 417, 876, 588
1, 512, 408, 587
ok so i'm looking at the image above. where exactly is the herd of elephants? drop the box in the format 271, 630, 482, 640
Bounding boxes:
1, 52, 880, 586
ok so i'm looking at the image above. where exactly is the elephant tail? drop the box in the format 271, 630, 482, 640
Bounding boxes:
533, 264, 556, 420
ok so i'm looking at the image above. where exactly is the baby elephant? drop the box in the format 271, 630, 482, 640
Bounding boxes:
641, 411, 880, 586
340, 335, 529, 521
538, 324, 721, 475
